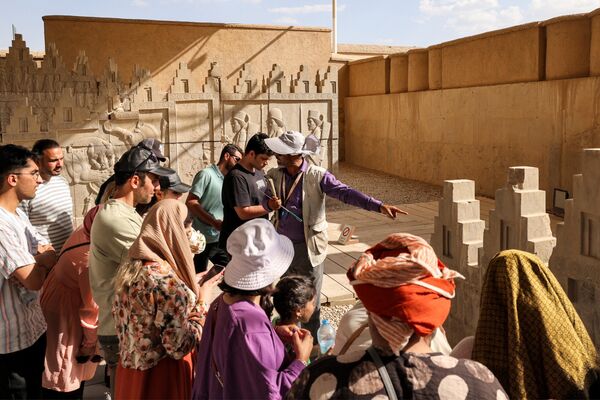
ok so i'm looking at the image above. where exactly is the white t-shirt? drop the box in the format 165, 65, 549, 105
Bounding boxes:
20, 175, 74, 252
0, 207, 47, 354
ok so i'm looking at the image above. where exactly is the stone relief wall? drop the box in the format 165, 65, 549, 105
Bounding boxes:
432, 166, 557, 344
0, 35, 338, 220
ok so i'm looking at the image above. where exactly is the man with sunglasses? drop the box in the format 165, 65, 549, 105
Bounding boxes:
0, 144, 58, 398
89, 143, 171, 397
187, 143, 243, 273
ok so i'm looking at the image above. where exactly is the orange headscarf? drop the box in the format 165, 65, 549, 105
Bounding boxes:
128, 199, 199, 296
348, 233, 463, 352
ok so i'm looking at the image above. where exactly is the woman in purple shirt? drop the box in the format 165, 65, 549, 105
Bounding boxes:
192, 219, 313, 400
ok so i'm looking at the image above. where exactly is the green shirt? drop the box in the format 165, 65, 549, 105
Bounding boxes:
89, 199, 142, 336
190, 164, 224, 244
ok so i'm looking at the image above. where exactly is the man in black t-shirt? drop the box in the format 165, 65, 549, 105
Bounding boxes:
219, 133, 279, 252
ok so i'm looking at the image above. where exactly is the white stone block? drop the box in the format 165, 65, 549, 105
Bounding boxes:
508, 166, 539, 190
444, 179, 476, 202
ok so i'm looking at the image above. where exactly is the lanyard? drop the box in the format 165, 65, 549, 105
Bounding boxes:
281, 171, 303, 206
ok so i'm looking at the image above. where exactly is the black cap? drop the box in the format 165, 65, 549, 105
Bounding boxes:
114, 145, 172, 176
159, 171, 191, 193
137, 138, 167, 162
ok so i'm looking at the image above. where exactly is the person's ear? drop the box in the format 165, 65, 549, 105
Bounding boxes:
130, 174, 141, 189
5, 174, 18, 188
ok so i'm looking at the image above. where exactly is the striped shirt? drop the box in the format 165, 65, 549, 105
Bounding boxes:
0, 207, 47, 354
20, 175, 74, 252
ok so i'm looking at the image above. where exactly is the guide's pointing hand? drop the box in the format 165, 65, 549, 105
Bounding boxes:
380, 204, 408, 219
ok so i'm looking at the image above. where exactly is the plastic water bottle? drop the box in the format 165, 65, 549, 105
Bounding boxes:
317, 319, 335, 355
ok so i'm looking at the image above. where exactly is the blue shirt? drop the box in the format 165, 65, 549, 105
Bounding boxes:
190, 164, 224, 244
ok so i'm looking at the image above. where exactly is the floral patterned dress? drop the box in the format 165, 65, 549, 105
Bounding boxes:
113, 261, 206, 399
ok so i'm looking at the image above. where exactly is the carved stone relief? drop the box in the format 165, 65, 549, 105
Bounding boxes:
0, 34, 338, 219
267, 107, 286, 138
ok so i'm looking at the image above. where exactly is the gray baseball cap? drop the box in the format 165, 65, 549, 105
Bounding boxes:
159, 171, 191, 193
114, 145, 172, 176
137, 138, 167, 162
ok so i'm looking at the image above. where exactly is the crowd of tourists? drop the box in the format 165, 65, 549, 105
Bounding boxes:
0, 133, 599, 400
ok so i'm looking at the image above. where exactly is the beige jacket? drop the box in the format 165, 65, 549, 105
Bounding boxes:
267, 164, 328, 267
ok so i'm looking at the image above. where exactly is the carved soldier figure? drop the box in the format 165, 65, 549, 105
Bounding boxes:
267, 108, 285, 138
230, 111, 249, 148
307, 110, 324, 140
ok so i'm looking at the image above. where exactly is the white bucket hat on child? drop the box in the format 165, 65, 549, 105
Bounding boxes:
264, 131, 320, 156
224, 219, 294, 290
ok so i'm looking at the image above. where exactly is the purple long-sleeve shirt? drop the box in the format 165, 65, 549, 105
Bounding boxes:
264, 160, 383, 243
192, 295, 304, 400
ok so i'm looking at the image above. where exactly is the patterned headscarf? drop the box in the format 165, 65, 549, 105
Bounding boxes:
128, 199, 199, 296
347, 233, 463, 353
472, 250, 600, 399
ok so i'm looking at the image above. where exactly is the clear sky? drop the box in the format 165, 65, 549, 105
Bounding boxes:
2, 0, 600, 51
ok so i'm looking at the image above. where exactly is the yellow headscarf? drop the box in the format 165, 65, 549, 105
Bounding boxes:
472, 250, 599, 399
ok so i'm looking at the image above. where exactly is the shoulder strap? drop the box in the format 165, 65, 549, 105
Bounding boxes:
339, 321, 369, 356
58, 241, 90, 258
367, 346, 398, 400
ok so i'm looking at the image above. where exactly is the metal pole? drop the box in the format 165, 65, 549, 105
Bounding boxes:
332, 0, 337, 54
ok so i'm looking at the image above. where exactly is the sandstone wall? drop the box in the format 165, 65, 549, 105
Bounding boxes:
345, 8, 600, 205
43, 16, 334, 93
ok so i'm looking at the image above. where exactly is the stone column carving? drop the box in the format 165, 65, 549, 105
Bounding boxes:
481, 166, 556, 267
550, 148, 600, 348
432, 179, 485, 342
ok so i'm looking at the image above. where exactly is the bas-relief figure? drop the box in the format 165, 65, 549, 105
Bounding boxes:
230, 111, 248, 147
307, 110, 324, 140
227, 111, 259, 148
267, 108, 285, 138
102, 120, 162, 148
65, 139, 117, 215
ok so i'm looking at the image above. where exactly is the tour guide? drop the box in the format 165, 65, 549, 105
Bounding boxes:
263, 131, 407, 339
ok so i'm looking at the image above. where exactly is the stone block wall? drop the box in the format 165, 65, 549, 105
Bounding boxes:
550, 148, 600, 349
344, 8, 600, 203
432, 167, 556, 344
42, 16, 334, 95
544, 14, 591, 80
408, 49, 429, 92
347, 56, 389, 96
481, 166, 556, 267
431, 179, 485, 344
389, 54, 408, 93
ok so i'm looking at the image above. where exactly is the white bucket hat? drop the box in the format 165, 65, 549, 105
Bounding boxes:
224, 219, 294, 290
264, 131, 320, 156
